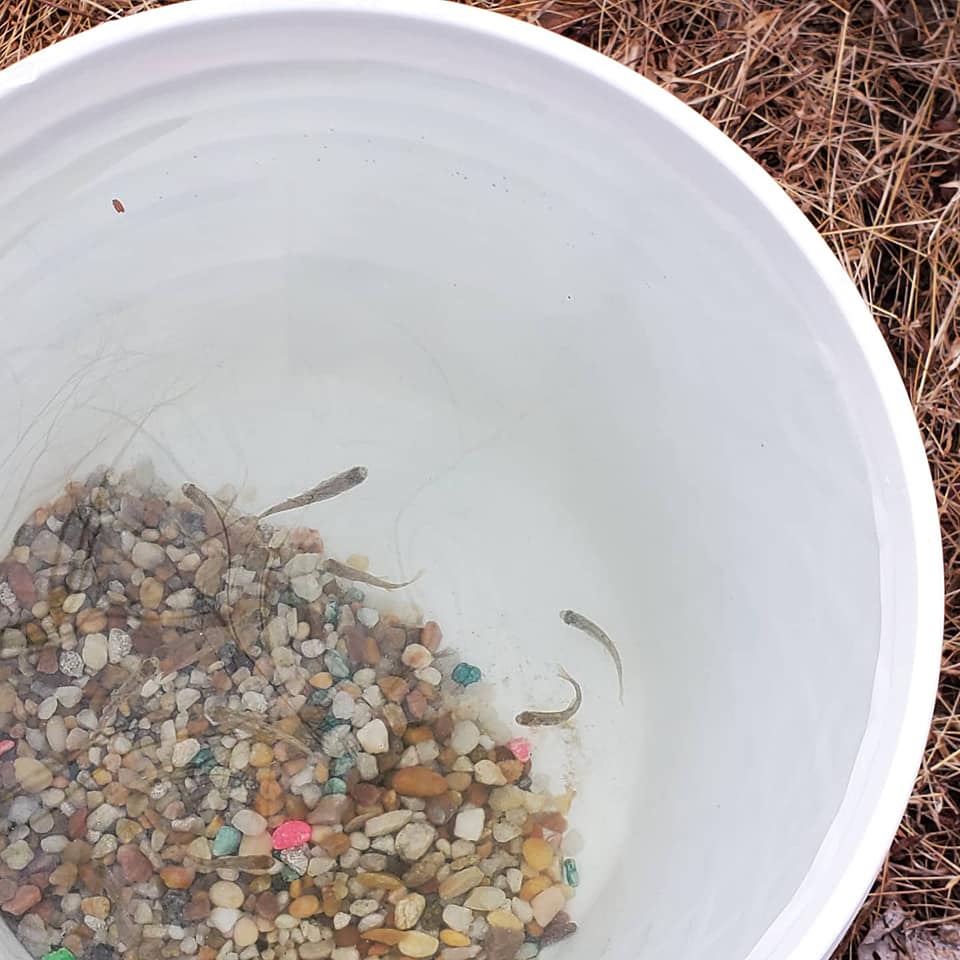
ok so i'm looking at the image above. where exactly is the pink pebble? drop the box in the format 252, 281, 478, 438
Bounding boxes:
0, 741, 15, 759
507, 737, 531, 762
272, 820, 311, 850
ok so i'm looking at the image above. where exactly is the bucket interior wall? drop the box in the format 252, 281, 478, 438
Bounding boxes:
0, 7, 929, 959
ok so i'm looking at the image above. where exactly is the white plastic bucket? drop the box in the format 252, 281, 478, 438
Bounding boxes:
0, 2, 943, 958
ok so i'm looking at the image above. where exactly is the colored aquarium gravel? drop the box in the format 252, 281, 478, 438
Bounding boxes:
0, 466, 579, 959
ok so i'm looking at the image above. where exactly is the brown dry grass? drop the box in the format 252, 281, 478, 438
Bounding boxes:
1, 0, 959, 955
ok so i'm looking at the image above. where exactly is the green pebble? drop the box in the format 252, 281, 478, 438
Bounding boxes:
42, 950, 75, 960
562, 857, 579, 887
344, 588, 365, 603
321, 713, 350, 732
452, 662, 482, 686
331, 755, 355, 776
281, 864, 301, 882
325, 651, 351, 679
212, 825, 242, 857
324, 600, 339, 624
191, 746, 214, 767
324, 777, 347, 795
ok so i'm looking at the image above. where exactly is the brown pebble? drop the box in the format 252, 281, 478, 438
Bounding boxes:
335, 926, 361, 947
498, 760, 524, 783
392, 767, 448, 798
382, 703, 408, 738
541, 912, 578, 945
466, 783, 490, 807
309, 795, 354, 826
67, 808, 88, 839
6, 564, 36, 606
485, 925, 524, 960
425, 793, 459, 826
78, 863, 103, 894
75, 608, 107, 634
402, 853, 444, 889
62, 840, 93, 865
117, 844, 153, 883
256, 891, 280, 920
420, 621, 442, 652
36, 647, 59, 674
404, 689, 427, 720
445, 773, 472, 793
0, 878, 16, 903
320, 833, 352, 858
378, 676, 409, 703
160, 864, 196, 889
352, 783, 382, 808
183, 891, 211, 922
49, 863, 78, 889
2, 885, 40, 916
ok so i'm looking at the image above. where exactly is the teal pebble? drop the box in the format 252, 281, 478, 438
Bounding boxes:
324, 600, 339, 624
41, 951, 75, 960
308, 688, 331, 707
562, 858, 579, 887
324, 777, 347, 795
191, 746, 214, 768
281, 864, 301, 882
331, 755, 355, 776
452, 662, 482, 686
212, 825, 242, 857
321, 714, 349, 731
325, 651, 351, 679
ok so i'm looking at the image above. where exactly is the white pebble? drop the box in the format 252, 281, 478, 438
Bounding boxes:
464, 886, 507, 912
450, 721, 480, 756
395, 822, 437, 861
357, 607, 379, 628
45, 716, 66, 753
176, 688, 201, 713
132, 541, 166, 570
365, 810, 413, 838
166, 587, 197, 610
300, 638, 324, 659
241, 691, 267, 713
474, 760, 506, 786
416, 666, 442, 686
357, 719, 389, 755
512, 897, 534, 924
292, 574, 323, 602
208, 906, 241, 935
172, 738, 201, 768
401, 643, 432, 669
331, 691, 356, 721
232, 809, 268, 836
37, 697, 58, 721
108, 628, 132, 662
442, 905, 474, 934
453, 808, 485, 842
55, 686, 82, 709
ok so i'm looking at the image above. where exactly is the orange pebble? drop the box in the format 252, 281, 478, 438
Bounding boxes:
361, 929, 405, 946
520, 876, 552, 902
522, 838, 554, 872
440, 930, 471, 947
